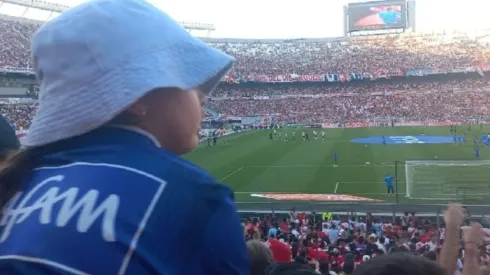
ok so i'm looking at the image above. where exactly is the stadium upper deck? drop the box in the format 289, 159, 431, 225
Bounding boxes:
0, 10, 489, 82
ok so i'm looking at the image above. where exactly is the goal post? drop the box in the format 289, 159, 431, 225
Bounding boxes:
405, 160, 490, 200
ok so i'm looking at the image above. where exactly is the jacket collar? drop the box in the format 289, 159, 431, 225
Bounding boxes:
107, 125, 161, 148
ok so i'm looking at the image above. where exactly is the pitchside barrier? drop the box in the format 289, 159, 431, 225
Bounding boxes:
234, 201, 490, 222
405, 160, 490, 201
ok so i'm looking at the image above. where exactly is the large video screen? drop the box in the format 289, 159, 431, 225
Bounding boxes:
348, 1, 406, 31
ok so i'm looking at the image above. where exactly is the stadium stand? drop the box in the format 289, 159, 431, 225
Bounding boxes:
0, 19, 489, 129
0, 13, 489, 274
210, 79, 490, 124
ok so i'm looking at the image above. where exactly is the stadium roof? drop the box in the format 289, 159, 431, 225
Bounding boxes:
0, 0, 65, 21
0, 0, 215, 32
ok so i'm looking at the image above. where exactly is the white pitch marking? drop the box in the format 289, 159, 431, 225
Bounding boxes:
334, 182, 339, 194
220, 167, 245, 181
234, 191, 394, 196
243, 164, 396, 168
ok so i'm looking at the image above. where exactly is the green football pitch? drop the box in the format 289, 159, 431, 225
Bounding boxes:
185, 126, 490, 205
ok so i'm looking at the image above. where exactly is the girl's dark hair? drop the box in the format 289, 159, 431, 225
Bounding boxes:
0, 148, 44, 212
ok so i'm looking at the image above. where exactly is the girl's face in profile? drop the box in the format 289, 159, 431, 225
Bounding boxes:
133, 88, 204, 155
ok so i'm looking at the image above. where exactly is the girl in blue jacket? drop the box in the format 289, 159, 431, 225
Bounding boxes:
0, 1, 249, 274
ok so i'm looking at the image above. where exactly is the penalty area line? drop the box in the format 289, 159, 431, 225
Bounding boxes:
244, 164, 396, 168
220, 167, 245, 181
234, 191, 393, 196
334, 182, 339, 194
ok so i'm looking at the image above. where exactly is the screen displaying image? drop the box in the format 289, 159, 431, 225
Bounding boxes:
349, 4, 405, 31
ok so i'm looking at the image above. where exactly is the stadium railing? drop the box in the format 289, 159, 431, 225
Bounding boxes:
235, 201, 490, 225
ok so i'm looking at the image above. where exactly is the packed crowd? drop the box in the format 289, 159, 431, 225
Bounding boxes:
245, 205, 488, 275
213, 78, 490, 97
2, 78, 489, 130
209, 79, 490, 124
0, 19, 37, 69
0, 103, 34, 130
0, 17, 488, 128
0, 17, 489, 78
211, 33, 490, 78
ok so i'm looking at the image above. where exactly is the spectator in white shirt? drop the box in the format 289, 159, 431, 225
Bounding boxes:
426, 235, 438, 252
376, 236, 387, 254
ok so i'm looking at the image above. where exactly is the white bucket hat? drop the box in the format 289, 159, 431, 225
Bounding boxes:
24, 0, 234, 147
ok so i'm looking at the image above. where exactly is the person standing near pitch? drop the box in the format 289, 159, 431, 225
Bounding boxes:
475, 146, 480, 159
333, 152, 338, 167
385, 173, 395, 196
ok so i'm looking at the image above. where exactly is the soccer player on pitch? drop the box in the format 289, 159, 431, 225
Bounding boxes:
385, 173, 395, 196
475, 146, 480, 159
333, 152, 338, 167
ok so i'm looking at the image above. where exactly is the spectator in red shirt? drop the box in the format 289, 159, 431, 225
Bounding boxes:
279, 218, 289, 233
298, 212, 306, 226
318, 229, 327, 240
338, 239, 350, 254
317, 242, 329, 261
329, 248, 345, 265
419, 231, 432, 243
267, 234, 292, 263
307, 245, 318, 260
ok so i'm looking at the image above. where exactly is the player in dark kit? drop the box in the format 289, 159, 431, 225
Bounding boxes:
213, 132, 218, 146
305, 133, 309, 142
269, 132, 273, 140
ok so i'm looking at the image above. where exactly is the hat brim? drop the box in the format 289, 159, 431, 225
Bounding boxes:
23, 39, 234, 147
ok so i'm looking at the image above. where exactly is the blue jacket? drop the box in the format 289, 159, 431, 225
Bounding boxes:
0, 126, 249, 275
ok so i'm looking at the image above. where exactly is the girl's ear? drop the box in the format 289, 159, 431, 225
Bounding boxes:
125, 101, 148, 118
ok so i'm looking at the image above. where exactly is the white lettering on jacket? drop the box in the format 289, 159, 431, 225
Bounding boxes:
0, 175, 119, 243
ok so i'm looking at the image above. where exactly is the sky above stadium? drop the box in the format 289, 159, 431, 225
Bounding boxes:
4, 0, 490, 39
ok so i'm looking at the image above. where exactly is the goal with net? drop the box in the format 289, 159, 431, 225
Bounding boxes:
405, 160, 490, 200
